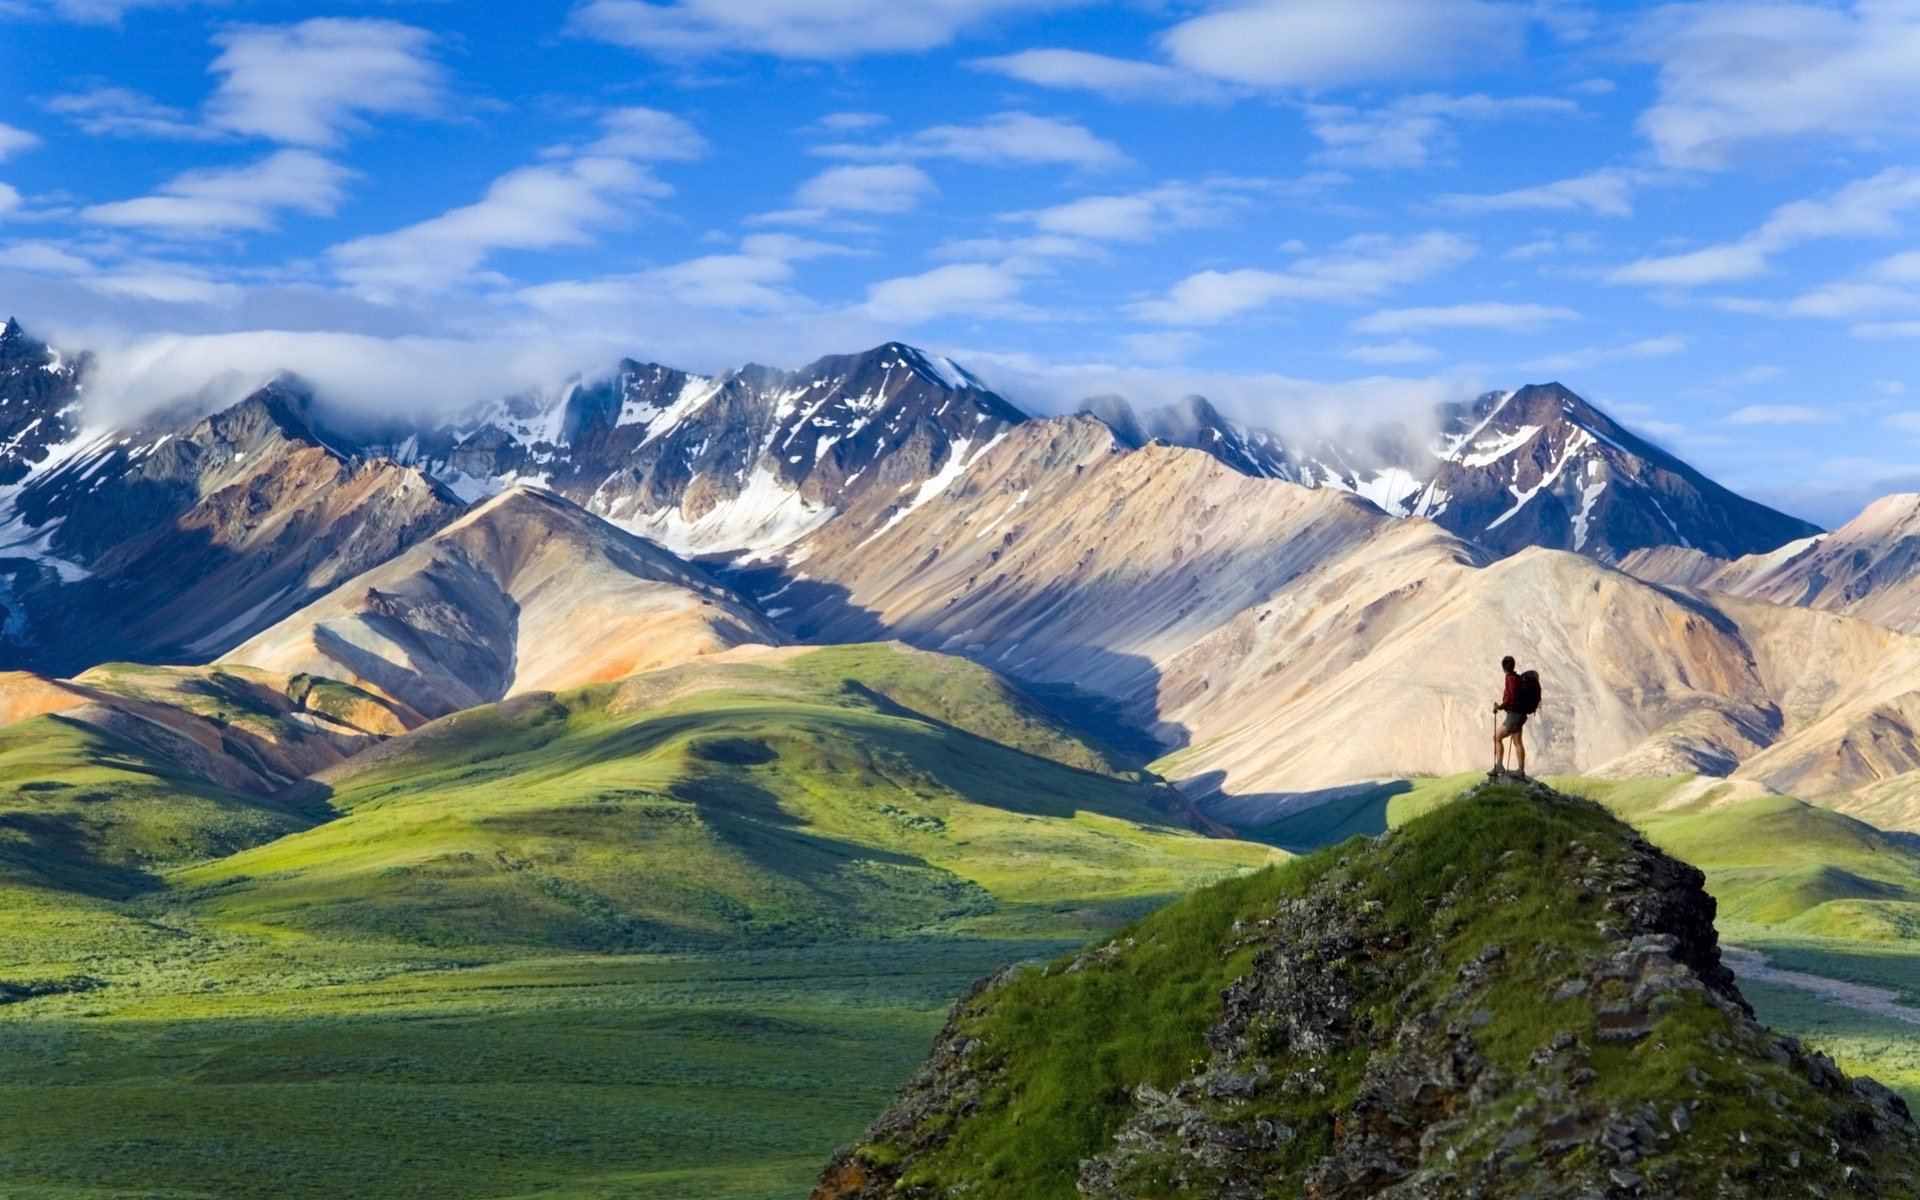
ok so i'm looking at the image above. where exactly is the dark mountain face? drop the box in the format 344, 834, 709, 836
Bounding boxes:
1416, 384, 1822, 560
0, 318, 86, 487
0, 376, 462, 673
1085, 383, 1821, 562
354, 342, 1027, 556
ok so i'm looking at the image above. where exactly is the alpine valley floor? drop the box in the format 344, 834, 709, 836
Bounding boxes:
0, 643, 1276, 1200
5, 763, 1920, 1195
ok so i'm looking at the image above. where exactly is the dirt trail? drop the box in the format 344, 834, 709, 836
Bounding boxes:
1724, 946, 1920, 1026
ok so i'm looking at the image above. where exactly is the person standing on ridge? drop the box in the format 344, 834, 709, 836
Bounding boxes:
1492, 655, 1541, 780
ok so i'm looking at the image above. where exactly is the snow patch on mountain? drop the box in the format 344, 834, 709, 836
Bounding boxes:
615, 467, 837, 561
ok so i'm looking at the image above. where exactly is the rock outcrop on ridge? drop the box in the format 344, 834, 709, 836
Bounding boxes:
813, 780, 1919, 1200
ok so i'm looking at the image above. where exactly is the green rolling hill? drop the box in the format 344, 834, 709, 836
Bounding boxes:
172, 644, 1277, 952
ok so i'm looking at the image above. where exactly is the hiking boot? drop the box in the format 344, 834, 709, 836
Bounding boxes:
1488, 763, 1507, 778
1512, 770, 1530, 782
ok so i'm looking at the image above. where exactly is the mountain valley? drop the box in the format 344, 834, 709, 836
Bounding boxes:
3, 316, 1920, 1199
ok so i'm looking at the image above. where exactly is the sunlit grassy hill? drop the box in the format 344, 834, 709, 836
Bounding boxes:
173, 644, 1279, 952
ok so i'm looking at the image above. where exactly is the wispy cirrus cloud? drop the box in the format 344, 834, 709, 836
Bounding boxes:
1354, 301, 1579, 334
1727, 404, 1836, 425
45, 86, 215, 140
814, 111, 1126, 170
1133, 232, 1476, 324
0, 123, 39, 161
1305, 93, 1575, 170
80, 149, 355, 235
969, 48, 1229, 103
571, 0, 1068, 60
1440, 168, 1642, 218
328, 107, 705, 298
1607, 167, 1920, 286
1631, 0, 1920, 169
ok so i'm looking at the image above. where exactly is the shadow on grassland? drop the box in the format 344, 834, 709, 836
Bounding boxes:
1210, 776, 1416, 854
716, 563, 1189, 770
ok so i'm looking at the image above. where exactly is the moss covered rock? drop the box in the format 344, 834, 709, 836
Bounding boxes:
813, 780, 1920, 1199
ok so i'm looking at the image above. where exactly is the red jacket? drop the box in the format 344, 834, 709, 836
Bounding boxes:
1498, 671, 1519, 711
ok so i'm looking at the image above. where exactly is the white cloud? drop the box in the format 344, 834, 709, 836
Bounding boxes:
0, 123, 39, 161
516, 234, 857, 328
207, 18, 444, 146
1727, 404, 1837, 425
1342, 339, 1442, 364
1855, 320, 1920, 339
970, 49, 1227, 102
577, 106, 709, 160
1162, 0, 1531, 89
1608, 167, 1920, 286
795, 163, 936, 214
1133, 231, 1476, 324
1873, 250, 1920, 283
1026, 182, 1245, 241
861, 262, 1024, 322
80, 150, 355, 234
809, 111, 888, 132
1352, 301, 1578, 334
816, 111, 1125, 169
1115, 330, 1205, 362
960, 346, 1477, 437
76, 328, 630, 426
0, 183, 20, 218
45, 87, 213, 140
1440, 168, 1639, 218
1724, 364, 1784, 385
1305, 93, 1575, 169
1517, 335, 1688, 372
571, 0, 1063, 59
1503, 232, 1601, 262
329, 107, 705, 297
1632, 0, 1920, 168
525, 254, 799, 315
0, 240, 92, 273
330, 156, 664, 297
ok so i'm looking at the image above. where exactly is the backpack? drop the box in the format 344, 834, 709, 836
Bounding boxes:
1513, 670, 1542, 716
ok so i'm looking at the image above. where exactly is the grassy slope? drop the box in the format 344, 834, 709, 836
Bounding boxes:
1253, 772, 1920, 1106
857, 783, 1918, 1198
0, 643, 1279, 1200
0, 713, 313, 899
174, 645, 1276, 952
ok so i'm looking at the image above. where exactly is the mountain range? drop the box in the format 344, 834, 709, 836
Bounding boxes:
3, 317, 1918, 829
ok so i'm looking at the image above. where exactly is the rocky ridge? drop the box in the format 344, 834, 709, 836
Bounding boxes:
813, 780, 1919, 1199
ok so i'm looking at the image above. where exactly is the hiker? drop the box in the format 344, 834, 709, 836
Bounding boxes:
1492, 655, 1541, 780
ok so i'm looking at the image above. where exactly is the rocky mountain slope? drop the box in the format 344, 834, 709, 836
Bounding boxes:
221, 486, 780, 718
1624, 493, 1920, 636
814, 780, 1920, 1200
344, 342, 1025, 559
1089, 383, 1820, 561
0, 317, 85, 488
0, 366, 462, 674
732, 413, 1920, 821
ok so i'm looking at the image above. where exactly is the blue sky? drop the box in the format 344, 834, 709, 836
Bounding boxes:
2, 1, 1919, 524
